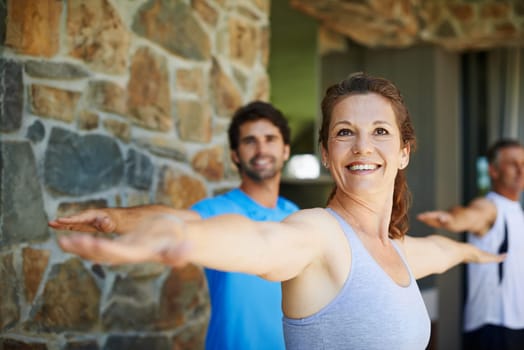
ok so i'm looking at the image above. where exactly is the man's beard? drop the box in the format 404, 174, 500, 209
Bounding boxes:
238, 155, 281, 182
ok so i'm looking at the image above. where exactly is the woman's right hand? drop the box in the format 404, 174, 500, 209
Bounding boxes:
55, 213, 191, 267
48, 208, 118, 233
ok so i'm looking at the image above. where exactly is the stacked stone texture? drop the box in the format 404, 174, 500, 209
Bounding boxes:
0, 0, 270, 349
292, 0, 524, 50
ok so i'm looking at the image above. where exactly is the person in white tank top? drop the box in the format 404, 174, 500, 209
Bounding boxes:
50, 73, 505, 350
418, 139, 524, 350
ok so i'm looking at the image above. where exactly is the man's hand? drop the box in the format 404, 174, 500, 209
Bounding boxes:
417, 199, 496, 236
417, 210, 454, 230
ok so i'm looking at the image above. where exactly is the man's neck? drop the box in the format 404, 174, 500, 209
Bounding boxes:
493, 187, 522, 202
239, 176, 281, 208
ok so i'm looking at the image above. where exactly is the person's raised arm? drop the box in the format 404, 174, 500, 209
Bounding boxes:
55, 208, 326, 282
48, 205, 201, 234
400, 234, 505, 280
417, 197, 497, 236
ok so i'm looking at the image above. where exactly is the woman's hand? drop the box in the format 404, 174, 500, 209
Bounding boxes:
55, 213, 191, 267
403, 234, 505, 279
49, 208, 118, 233
464, 243, 506, 264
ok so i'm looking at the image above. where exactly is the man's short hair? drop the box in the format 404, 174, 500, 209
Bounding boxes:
486, 139, 523, 165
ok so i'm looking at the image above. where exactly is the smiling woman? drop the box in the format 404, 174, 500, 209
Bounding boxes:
50, 72, 504, 350
319, 73, 416, 240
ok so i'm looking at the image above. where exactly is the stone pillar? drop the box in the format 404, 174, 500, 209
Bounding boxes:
0, 0, 271, 348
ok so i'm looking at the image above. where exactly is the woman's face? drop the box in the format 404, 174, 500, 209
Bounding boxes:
322, 93, 410, 196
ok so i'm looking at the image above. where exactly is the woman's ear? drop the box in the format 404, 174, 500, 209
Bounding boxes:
321, 146, 329, 168
399, 143, 410, 170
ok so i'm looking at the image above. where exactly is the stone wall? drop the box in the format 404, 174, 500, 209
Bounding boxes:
0, 0, 270, 349
292, 0, 524, 51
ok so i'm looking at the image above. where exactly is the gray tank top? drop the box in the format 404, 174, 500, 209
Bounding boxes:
282, 208, 430, 350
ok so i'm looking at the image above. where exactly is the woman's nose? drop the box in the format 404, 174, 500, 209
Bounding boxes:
351, 135, 372, 154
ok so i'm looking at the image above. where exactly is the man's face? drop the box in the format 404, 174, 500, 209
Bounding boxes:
490, 146, 524, 193
232, 119, 290, 181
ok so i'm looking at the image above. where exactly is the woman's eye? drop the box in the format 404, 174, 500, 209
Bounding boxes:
336, 128, 352, 136
375, 128, 388, 135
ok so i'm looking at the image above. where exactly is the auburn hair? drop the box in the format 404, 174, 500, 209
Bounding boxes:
319, 72, 417, 239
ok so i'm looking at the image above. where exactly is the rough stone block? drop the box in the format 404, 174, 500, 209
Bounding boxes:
44, 128, 124, 196
155, 167, 207, 209
0, 59, 23, 132
0, 253, 20, 330
0, 141, 49, 247
125, 149, 153, 190
29, 258, 100, 332
132, 0, 211, 60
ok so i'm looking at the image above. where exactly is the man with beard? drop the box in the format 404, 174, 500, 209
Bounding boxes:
190, 101, 299, 349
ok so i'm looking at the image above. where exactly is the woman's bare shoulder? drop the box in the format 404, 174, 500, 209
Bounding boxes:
284, 207, 341, 238
285, 207, 332, 223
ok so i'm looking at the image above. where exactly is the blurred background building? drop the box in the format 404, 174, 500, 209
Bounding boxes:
1, 0, 523, 349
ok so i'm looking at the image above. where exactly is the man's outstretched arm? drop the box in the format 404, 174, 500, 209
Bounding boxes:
417, 197, 497, 236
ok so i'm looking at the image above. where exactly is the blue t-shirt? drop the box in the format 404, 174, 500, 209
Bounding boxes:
191, 188, 299, 350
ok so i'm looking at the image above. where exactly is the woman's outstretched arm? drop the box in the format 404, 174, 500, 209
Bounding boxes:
400, 234, 505, 280
53, 208, 327, 282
